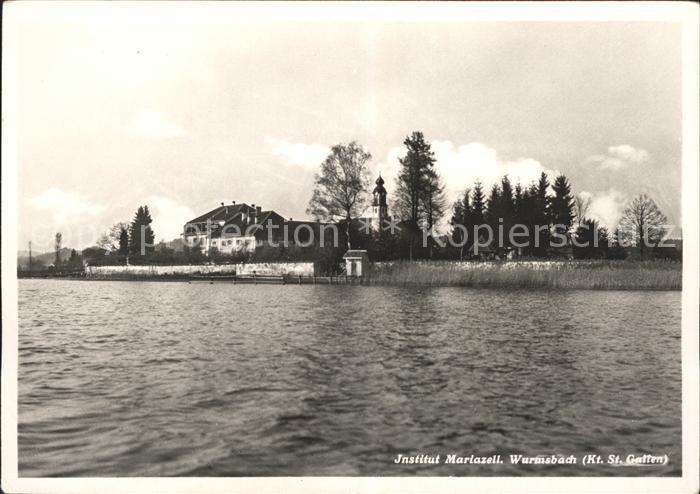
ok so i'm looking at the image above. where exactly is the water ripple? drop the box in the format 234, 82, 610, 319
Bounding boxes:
17, 280, 682, 477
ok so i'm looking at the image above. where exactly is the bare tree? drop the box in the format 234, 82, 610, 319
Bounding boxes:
573, 193, 592, 227
96, 234, 112, 252
618, 194, 667, 260
97, 222, 130, 252
307, 141, 372, 250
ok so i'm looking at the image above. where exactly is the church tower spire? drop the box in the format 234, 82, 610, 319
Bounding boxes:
372, 173, 387, 208
370, 173, 389, 230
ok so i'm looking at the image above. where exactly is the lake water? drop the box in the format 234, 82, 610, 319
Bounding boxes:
17, 279, 681, 476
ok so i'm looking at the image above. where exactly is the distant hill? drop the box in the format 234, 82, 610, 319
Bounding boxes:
17, 247, 74, 269
18, 238, 186, 268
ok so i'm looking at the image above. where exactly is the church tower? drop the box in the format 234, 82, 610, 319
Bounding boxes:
370, 173, 389, 230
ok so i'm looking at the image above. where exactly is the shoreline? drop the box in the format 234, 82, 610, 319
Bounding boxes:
367, 260, 682, 291
17, 260, 682, 291
17, 277, 681, 291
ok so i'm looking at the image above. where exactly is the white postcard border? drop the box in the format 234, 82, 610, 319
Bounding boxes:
2, 2, 698, 493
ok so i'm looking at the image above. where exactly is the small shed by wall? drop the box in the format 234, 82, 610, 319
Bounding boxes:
343, 250, 369, 277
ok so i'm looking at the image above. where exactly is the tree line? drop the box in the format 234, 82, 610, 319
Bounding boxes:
27, 205, 160, 272
25, 130, 676, 274
449, 172, 576, 258
307, 130, 674, 261
448, 174, 670, 260
308, 131, 449, 260
92, 205, 156, 262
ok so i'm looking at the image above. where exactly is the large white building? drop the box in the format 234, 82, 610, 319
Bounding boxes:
184, 175, 391, 256
183, 202, 329, 255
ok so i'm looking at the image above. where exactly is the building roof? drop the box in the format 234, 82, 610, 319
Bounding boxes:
186, 203, 250, 225
343, 249, 369, 258
185, 203, 335, 243
255, 210, 275, 227
209, 210, 285, 239
373, 174, 385, 192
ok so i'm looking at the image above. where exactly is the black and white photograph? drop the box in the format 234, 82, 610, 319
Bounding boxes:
2, 2, 699, 493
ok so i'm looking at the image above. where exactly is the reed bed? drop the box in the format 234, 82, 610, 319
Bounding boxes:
366, 260, 682, 290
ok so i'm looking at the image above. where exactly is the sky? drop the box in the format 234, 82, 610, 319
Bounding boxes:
8, 3, 683, 251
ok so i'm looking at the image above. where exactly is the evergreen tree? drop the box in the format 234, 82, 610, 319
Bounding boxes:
519, 184, 539, 256
450, 188, 471, 259
422, 166, 447, 231
513, 182, 527, 257
608, 225, 627, 259
574, 218, 608, 258
533, 172, 551, 256
129, 205, 156, 257
499, 175, 515, 249
485, 183, 501, 229
128, 206, 143, 256
484, 184, 501, 228
500, 176, 515, 219
143, 206, 155, 253
422, 167, 447, 258
394, 131, 437, 259
514, 182, 524, 223
485, 183, 502, 250
471, 181, 486, 227
535, 172, 550, 205
118, 226, 129, 256
550, 175, 575, 237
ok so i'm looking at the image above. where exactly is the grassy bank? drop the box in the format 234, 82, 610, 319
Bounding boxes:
366, 260, 682, 290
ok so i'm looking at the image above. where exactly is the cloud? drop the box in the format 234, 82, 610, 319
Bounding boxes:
585, 144, 651, 170
147, 196, 195, 242
374, 140, 558, 203
28, 188, 106, 224
265, 136, 329, 168
130, 110, 185, 138
583, 188, 628, 230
